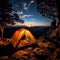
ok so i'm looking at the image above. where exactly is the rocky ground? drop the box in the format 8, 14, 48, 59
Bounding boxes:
0, 28, 60, 60
0, 36, 60, 60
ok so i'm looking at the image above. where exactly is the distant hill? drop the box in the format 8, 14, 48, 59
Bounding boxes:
0, 26, 50, 39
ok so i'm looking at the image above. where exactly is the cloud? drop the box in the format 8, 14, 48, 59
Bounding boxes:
22, 2, 29, 10
28, 0, 35, 7
11, 11, 16, 14
22, 2, 27, 7
16, 11, 23, 16
22, 0, 35, 10
30, 0, 35, 4
28, 4, 30, 6
9, 11, 16, 16
10, 10, 24, 16
19, 14, 33, 19
13, 22, 23, 26
23, 15, 32, 17
24, 7, 29, 10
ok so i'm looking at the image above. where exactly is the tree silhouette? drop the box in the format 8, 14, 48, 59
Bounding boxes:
0, 0, 23, 39
36, 0, 60, 27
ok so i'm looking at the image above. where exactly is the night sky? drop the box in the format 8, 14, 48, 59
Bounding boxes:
10, 0, 51, 26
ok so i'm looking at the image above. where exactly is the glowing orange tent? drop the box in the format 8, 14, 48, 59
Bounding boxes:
10, 28, 35, 48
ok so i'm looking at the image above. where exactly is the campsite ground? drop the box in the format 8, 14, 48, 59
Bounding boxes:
0, 26, 60, 60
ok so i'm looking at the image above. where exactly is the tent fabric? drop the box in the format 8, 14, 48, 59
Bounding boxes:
10, 28, 35, 48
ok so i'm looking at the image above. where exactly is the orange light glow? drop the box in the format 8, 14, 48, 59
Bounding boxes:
11, 28, 35, 47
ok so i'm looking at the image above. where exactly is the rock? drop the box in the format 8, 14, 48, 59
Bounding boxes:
29, 58, 37, 60
0, 40, 9, 46
11, 50, 30, 59
33, 48, 50, 56
24, 47, 33, 52
0, 56, 9, 60
37, 41, 49, 49
49, 48, 60, 60
50, 28, 58, 38
29, 53, 35, 58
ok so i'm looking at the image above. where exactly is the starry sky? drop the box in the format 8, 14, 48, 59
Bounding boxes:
10, 0, 51, 26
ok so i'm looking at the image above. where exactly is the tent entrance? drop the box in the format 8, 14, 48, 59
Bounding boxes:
20, 35, 26, 40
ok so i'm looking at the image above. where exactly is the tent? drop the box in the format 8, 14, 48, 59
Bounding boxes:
10, 28, 35, 48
